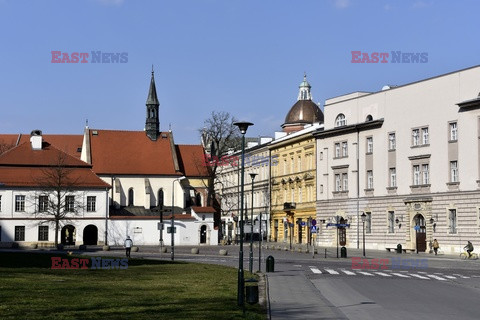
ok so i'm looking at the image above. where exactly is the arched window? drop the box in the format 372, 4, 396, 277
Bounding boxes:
158, 188, 164, 209
365, 114, 373, 122
335, 114, 346, 127
128, 188, 134, 206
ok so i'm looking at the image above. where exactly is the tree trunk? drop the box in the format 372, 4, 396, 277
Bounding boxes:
55, 219, 59, 247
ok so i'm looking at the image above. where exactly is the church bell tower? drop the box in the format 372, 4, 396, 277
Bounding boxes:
145, 69, 160, 141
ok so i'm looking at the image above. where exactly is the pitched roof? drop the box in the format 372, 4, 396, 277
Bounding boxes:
191, 206, 216, 213
176, 144, 209, 177
0, 141, 109, 188
87, 129, 181, 176
0, 134, 83, 158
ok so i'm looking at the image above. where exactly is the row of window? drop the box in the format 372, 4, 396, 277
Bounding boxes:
10, 225, 49, 241
0, 195, 97, 213
363, 209, 459, 234
333, 121, 458, 158
331, 161, 458, 192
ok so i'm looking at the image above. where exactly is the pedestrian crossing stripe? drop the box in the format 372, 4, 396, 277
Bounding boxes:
391, 273, 410, 278
357, 271, 374, 276
341, 269, 356, 275
453, 274, 470, 279
426, 274, 447, 281
410, 274, 430, 279
309, 266, 322, 274
324, 268, 339, 275
375, 272, 392, 277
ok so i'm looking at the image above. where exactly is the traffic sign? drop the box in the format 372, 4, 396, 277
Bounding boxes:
167, 227, 177, 233
311, 219, 317, 226
157, 223, 164, 230
413, 225, 420, 231
300, 222, 306, 227
311, 226, 317, 232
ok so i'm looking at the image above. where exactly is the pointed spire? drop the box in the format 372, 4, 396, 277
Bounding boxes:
297, 73, 312, 101
146, 67, 160, 106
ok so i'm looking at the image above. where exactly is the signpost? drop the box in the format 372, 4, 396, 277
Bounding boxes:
167, 227, 177, 234
326, 222, 351, 258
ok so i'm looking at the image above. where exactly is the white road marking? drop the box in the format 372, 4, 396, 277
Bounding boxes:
443, 275, 456, 279
341, 269, 356, 275
453, 274, 470, 279
325, 269, 339, 275
391, 272, 411, 278
426, 274, 447, 281
410, 274, 430, 280
417, 271, 428, 274
309, 267, 322, 274
375, 272, 392, 277
357, 271, 375, 276
293, 265, 302, 268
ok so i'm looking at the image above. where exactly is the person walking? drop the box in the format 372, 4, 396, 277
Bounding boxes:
124, 236, 133, 258
433, 239, 439, 255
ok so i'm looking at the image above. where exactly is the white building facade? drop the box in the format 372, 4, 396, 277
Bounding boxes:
315, 65, 480, 253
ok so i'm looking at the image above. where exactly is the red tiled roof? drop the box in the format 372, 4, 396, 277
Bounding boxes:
0, 141, 89, 167
0, 138, 109, 188
0, 167, 110, 188
176, 144, 209, 177
191, 206, 216, 213
0, 134, 83, 158
88, 130, 181, 175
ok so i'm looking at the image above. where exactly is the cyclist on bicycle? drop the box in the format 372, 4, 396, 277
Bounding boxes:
464, 241, 474, 258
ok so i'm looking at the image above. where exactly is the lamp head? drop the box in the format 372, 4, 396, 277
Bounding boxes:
361, 212, 366, 222
233, 121, 254, 134
249, 173, 258, 180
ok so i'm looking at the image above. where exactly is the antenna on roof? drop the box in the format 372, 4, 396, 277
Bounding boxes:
85, 119, 89, 128
169, 123, 172, 132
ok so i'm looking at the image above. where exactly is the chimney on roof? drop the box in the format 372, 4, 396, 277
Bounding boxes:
30, 130, 43, 150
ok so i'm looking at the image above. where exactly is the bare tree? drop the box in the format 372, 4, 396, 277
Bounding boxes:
34, 152, 85, 247
199, 111, 241, 208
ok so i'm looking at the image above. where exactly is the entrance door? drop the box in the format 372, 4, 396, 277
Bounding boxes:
297, 218, 303, 244
414, 214, 426, 252
339, 218, 346, 246
200, 225, 207, 244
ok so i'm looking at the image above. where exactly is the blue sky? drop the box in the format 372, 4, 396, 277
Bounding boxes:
0, 0, 479, 144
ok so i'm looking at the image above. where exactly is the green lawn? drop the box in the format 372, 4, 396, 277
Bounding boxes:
0, 252, 265, 320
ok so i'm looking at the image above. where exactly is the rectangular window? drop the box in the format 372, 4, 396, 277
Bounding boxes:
87, 196, 96, 212
342, 142, 348, 157
422, 127, 429, 145
38, 226, 49, 241
283, 159, 287, 175
390, 168, 397, 187
366, 212, 372, 233
450, 122, 458, 141
290, 158, 294, 173
38, 195, 48, 212
367, 170, 373, 189
15, 195, 25, 212
388, 211, 395, 233
335, 174, 341, 191
450, 161, 458, 183
366, 137, 373, 153
15, 226, 25, 241
298, 157, 302, 172
388, 133, 396, 150
298, 187, 302, 202
342, 173, 348, 191
335, 143, 340, 158
65, 196, 75, 212
422, 164, 429, 184
449, 209, 457, 234
413, 165, 420, 185
412, 129, 419, 146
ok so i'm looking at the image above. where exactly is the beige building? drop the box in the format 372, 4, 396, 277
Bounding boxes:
315, 65, 480, 253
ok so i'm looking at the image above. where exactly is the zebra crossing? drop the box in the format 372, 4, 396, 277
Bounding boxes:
308, 266, 473, 281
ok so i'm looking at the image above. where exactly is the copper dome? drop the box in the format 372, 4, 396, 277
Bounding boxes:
282, 100, 324, 127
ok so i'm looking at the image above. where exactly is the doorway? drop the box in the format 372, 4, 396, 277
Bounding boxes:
61, 225, 76, 245
414, 214, 426, 252
200, 225, 207, 244
83, 225, 98, 245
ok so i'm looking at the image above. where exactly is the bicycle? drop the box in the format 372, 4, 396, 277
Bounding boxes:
460, 251, 479, 260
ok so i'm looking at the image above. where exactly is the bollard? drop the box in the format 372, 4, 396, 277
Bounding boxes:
396, 244, 402, 254
325, 248, 327, 258
341, 246, 347, 258
266, 255, 275, 272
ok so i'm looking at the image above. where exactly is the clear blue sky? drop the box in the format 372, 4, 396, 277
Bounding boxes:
1, 0, 479, 144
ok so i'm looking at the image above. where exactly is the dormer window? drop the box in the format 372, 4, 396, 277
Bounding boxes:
366, 115, 373, 121
335, 114, 346, 127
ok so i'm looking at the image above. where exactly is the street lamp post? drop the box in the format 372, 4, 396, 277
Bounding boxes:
171, 176, 185, 261
258, 211, 262, 272
233, 121, 253, 308
249, 173, 257, 274
361, 212, 366, 257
